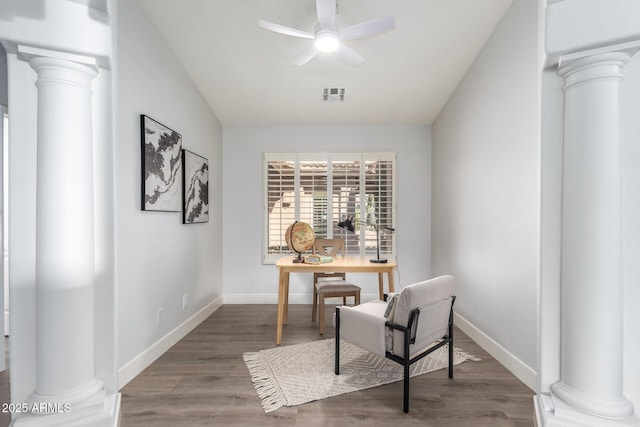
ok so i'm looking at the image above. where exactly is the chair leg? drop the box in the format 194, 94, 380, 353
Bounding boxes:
343, 296, 347, 305
335, 307, 340, 375
319, 295, 325, 335
448, 319, 454, 379
355, 291, 360, 306
403, 321, 411, 413
403, 362, 410, 413
312, 286, 318, 322
448, 338, 454, 379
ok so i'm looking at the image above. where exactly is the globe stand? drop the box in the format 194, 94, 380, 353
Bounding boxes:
292, 251, 304, 263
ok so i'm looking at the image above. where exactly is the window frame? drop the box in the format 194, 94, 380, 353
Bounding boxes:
263, 152, 396, 264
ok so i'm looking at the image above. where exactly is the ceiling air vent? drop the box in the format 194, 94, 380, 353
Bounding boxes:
323, 87, 346, 101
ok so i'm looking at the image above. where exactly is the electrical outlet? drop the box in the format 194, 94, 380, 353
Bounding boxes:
182, 293, 188, 310
156, 308, 163, 324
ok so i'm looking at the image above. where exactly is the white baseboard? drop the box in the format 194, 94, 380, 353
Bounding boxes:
454, 312, 537, 391
118, 296, 223, 388
223, 293, 381, 305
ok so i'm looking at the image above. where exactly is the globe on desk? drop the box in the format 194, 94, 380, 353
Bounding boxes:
284, 221, 315, 263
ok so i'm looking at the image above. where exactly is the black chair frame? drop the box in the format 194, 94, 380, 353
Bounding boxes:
335, 296, 456, 413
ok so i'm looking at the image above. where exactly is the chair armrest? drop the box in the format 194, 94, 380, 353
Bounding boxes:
336, 305, 387, 357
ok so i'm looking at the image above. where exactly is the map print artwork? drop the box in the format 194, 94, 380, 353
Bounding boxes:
182, 150, 209, 224
141, 115, 182, 211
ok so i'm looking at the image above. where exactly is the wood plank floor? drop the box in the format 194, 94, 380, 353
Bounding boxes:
119, 304, 535, 427
0, 306, 535, 426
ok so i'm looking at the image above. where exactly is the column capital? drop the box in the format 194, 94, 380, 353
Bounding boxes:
17, 44, 98, 76
18, 45, 98, 94
554, 41, 640, 92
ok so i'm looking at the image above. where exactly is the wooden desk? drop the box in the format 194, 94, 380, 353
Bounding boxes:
275, 256, 397, 344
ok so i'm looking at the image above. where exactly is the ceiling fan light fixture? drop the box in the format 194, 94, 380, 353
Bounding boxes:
259, 0, 395, 67
314, 31, 339, 52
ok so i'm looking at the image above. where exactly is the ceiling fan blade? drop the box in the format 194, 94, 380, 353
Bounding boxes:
339, 16, 395, 41
334, 44, 365, 67
316, 0, 336, 29
293, 47, 320, 66
259, 20, 314, 39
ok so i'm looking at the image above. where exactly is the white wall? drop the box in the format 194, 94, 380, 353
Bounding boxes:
223, 125, 431, 303
431, 0, 539, 382
116, 0, 223, 375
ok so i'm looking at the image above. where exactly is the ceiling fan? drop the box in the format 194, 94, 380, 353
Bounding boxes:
259, 0, 395, 67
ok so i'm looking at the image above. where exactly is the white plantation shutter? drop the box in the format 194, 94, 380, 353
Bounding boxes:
265, 156, 296, 257
298, 158, 328, 239
264, 153, 396, 264
365, 158, 394, 257
331, 156, 361, 254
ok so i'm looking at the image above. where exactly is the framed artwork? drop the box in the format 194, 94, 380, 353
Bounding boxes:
182, 149, 209, 224
141, 115, 182, 211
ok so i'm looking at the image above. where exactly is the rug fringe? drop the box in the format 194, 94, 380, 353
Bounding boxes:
454, 346, 481, 362
243, 352, 287, 413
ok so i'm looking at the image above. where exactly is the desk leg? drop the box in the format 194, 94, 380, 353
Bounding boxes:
378, 273, 384, 300
277, 270, 287, 345
387, 270, 395, 294
283, 272, 290, 325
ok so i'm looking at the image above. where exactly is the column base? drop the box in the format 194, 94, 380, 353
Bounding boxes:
551, 382, 634, 419
535, 394, 640, 427
27, 378, 105, 412
12, 391, 121, 427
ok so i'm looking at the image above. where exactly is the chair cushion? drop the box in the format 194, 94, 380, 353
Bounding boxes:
339, 299, 387, 318
316, 281, 361, 294
334, 301, 388, 357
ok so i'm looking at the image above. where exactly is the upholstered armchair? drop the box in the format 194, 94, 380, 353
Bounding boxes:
334, 275, 456, 413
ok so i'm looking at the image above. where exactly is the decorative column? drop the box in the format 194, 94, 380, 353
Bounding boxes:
18, 46, 105, 417
550, 48, 635, 421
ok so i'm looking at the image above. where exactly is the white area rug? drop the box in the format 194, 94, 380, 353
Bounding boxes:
243, 339, 480, 412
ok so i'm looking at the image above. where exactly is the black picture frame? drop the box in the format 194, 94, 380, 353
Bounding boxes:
182, 149, 209, 224
141, 115, 182, 212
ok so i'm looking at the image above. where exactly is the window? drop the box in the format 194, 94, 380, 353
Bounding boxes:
264, 153, 396, 264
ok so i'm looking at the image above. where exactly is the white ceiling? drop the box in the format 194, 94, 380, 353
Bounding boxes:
137, 0, 513, 127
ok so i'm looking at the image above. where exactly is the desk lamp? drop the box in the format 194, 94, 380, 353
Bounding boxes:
337, 215, 394, 263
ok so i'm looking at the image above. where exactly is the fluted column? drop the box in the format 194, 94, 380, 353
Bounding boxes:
19, 46, 104, 414
550, 50, 634, 420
